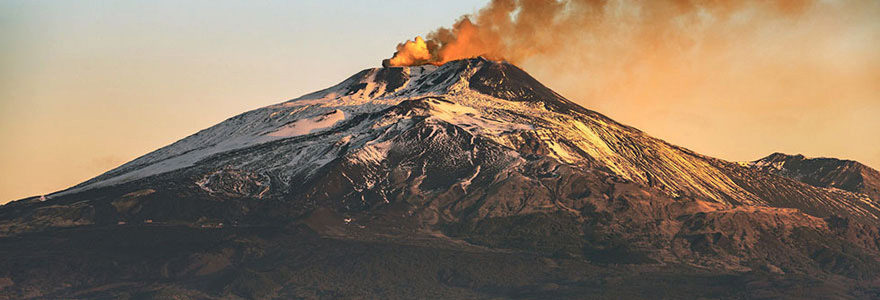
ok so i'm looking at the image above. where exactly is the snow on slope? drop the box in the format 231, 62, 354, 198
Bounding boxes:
47, 58, 880, 224
267, 109, 347, 137
45, 57, 773, 205
53, 62, 472, 196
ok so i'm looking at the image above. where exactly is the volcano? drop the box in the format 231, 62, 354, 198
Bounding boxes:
2, 58, 880, 299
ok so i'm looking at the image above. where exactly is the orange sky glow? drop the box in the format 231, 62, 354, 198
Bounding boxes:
1, 0, 878, 203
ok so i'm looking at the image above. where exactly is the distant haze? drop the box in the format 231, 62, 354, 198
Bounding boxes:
1, 0, 878, 203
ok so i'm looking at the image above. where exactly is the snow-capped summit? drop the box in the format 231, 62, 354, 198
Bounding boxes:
6, 58, 880, 298
42, 57, 880, 225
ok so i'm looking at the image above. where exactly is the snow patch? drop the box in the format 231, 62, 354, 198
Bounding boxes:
267, 110, 346, 137
425, 99, 533, 135
348, 141, 392, 164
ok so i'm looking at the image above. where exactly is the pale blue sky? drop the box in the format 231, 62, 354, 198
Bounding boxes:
0, 1, 489, 202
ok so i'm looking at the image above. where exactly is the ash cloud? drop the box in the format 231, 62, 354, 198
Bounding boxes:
384, 0, 880, 168
385, 0, 821, 67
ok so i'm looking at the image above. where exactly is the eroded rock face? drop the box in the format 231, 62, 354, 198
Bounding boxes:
752, 152, 880, 203
196, 169, 271, 199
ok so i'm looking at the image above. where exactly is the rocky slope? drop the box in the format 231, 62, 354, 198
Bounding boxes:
28, 57, 880, 225
752, 152, 880, 202
2, 57, 880, 299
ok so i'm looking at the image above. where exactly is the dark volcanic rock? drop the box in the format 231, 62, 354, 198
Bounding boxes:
2, 58, 880, 299
753, 152, 880, 202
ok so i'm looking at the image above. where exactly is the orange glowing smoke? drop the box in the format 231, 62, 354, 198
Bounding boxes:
430, 18, 502, 64
383, 0, 822, 67
384, 17, 503, 67
386, 36, 434, 67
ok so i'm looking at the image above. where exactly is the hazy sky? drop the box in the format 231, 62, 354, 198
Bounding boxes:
1, 0, 878, 203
